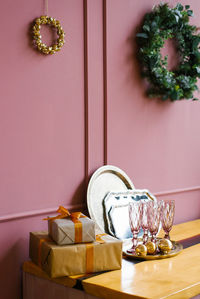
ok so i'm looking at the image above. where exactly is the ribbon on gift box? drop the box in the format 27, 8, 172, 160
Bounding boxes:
86, 234, 107, 273
43, 206, 87, 243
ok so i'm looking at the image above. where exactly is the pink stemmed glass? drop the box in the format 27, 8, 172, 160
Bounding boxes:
141, 202, 149, 244
148, 201, 162, 243
161, 200, 175, 240
127, 202, 142, 253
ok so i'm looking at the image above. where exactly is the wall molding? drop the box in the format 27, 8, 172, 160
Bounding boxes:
0, 203, 86, 223
0, 186, 199, 223
84, 0, 106, 177
154, 186, 200, 197
83, 0, 89, 185
103, 0, 108, 165
1, 186, 199, 223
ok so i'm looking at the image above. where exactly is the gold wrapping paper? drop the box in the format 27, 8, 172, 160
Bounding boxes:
29, 231, 122, 278
48, 215, 95, 245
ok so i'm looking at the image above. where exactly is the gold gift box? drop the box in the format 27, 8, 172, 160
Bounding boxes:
29, 231, 122, 278
48, 215, 95, 245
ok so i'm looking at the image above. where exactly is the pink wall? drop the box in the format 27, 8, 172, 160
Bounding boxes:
105, 0, 200, 223
0, 0, 200, 298
0, 1, 86, 298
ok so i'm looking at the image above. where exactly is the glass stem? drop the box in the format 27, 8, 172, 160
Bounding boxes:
143, 229, 148, 244
164, 232, 170, 240
131, 232, 138, 250
151, 233, 156, 243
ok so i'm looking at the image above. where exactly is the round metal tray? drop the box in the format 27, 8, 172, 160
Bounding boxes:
87, 165, 135, 233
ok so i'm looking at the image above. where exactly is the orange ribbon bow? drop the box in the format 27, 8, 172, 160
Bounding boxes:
44, 206, 86, 243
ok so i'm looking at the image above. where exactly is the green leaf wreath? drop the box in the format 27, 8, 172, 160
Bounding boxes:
136, 3, 200, 101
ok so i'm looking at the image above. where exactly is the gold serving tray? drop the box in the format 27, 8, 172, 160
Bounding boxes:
123, 241, 183, 260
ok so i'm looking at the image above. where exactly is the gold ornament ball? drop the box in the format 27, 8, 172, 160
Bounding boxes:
146, 241, 156, 254
158, 239, 173, 254
135, 244, 147, 257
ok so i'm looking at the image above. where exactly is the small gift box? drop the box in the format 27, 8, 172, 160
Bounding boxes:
45, 206, 95, 245
29, 231, 122, 278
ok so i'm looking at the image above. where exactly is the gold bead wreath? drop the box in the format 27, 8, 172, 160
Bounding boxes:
32, 16, 65, 55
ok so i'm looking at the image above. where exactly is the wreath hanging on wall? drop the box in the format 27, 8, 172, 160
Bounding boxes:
136, 3, 200, 101
32, 16, 65, 55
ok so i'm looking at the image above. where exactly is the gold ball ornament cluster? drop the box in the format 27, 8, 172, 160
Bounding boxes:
135, 239, 173, 257
32, 16, 65, 55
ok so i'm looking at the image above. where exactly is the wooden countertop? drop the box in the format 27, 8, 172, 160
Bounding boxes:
82, 219, 200, 299
23, 219, 200, 299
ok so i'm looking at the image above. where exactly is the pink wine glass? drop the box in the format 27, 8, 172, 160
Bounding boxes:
161, 200, 175, 240
128, 202, 142, 253
148, 201, 162, 243
141, 201, 149, 244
